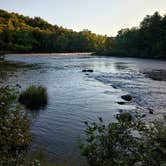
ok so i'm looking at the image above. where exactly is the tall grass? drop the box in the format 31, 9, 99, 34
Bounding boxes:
19, 85, 48, 110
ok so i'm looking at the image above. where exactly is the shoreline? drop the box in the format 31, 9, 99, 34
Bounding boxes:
6, 52, 94, 56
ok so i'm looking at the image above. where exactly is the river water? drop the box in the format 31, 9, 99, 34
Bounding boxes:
3, 54, 166, 164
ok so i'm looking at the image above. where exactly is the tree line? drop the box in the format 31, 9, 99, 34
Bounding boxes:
100, 12, 166, 59
0, 9, 107, 53
0, 9, 166, 59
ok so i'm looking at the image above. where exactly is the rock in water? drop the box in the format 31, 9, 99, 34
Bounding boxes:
148, 108, 154, 114
121, 95, 132, 101
87, 69, 93, 72
112, 85, 118, 89
117, 102, 125, 105
82, 69, 94, 73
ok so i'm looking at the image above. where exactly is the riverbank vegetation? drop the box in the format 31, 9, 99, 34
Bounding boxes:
81, 113, 166, 166
0, 86, 31, 165
0, 85, 64, 166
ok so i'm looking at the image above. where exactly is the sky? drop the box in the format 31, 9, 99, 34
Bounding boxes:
0, 0, 166, 36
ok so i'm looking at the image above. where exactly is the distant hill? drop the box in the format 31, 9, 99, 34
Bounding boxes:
0, 9, 107, 53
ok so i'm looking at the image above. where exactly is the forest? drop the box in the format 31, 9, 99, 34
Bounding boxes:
0, 9, 166, 59
0, 9, 107, 53
100, 12, 166, 59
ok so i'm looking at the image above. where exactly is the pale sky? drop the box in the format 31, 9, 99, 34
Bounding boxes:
0, 0, 166, 36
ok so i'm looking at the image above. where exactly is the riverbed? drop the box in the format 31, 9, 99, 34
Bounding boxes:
2, 54, 166, 164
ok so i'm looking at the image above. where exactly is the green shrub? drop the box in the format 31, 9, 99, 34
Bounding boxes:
0, 86, 31, 165
80, 113, 166, 166
19, 85, 48, 110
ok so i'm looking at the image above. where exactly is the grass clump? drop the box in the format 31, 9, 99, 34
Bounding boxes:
19, 85, 48, 110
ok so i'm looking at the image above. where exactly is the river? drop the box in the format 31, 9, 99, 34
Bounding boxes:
3, 54, 166, 164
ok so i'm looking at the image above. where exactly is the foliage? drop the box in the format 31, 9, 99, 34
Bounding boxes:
0, 86, 31, 165
19, 85, 48, 110
99, 12, 166, 59
0, 9, 166, 59
0, 9, 107, 53
80, 113, 166, 166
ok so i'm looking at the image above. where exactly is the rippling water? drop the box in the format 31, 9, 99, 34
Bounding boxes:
4, 54, 166, 164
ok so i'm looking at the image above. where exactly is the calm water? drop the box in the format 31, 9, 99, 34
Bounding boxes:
4, 54, 166, 164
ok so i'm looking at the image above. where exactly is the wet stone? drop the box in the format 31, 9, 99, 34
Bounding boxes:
82, 69, 94, 73
121, 94, 132, 101
117, 102, 126, 105
148, 108, 154, 114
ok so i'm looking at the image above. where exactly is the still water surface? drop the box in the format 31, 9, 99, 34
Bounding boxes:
4, 54, 166, 163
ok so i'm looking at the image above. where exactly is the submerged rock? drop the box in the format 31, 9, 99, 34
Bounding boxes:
121, 94, 132, 101
142, 114, 146, 118
143, 70, 166, 81
117, 102, 126, 105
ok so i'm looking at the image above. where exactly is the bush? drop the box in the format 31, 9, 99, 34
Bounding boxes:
0, 86, 31, 165
19, 85, 48, 110
80, 113, 166, 166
